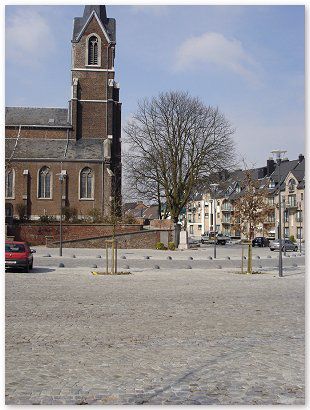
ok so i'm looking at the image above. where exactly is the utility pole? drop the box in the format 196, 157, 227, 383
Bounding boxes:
271, 150, 287, 278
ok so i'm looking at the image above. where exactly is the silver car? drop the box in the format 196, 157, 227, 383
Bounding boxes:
269, 239, 298, 252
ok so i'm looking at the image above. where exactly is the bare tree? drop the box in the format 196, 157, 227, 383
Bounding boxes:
123, 91, 235, 233
231, 171, 270, 240
231, 169, 270, 273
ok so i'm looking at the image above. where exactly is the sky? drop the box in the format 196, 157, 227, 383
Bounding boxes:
4, 4, 305, 168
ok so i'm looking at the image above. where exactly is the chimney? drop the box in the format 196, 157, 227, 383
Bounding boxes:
266, 158, 275, 176
298, 154, 304, 163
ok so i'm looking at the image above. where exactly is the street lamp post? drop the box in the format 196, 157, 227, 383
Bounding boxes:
298, 201, 302, 252
271, 150, 287, 278
283, 198, 286, 257
210, 183, 219, 259
57, 172, 66, 257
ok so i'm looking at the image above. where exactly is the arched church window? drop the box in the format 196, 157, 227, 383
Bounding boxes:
80, 167, 93, 199
38, 166, 51, 198
88, 36, 99, 65
5, 168, 14, 198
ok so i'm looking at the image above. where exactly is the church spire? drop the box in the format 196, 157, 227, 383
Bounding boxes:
72, 4, 115, 43
83, 5, 107, 23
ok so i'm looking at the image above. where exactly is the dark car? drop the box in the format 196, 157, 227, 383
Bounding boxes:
252, 237, 269, 247
269, 239, 298, 252
5, 241, 36, 272
201, 233, 229, 245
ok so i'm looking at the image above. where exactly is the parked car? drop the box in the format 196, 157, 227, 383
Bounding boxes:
252, 237, 269, 247
269, 239, 298, 252
5, 241, 36, 272
201, 233, 229, 245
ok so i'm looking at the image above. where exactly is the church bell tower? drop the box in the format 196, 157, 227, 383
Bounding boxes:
70, 5, 122, 213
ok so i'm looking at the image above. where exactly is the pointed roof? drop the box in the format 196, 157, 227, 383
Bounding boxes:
83, 5, 107, 21
72, 5, 116, 43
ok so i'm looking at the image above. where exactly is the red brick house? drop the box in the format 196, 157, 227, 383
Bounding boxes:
5, 5, 122, 221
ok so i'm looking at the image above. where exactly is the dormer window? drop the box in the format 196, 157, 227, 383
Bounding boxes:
88, 36, 99, 65
269, 179, 275, 189
288, 178, 296, 192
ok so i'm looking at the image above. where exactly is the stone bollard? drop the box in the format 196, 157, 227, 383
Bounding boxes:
226, 256, 230, 260
217, 265, 222, 269
267, 255, 272, 258
72, 255, 76, 258
91, 264, 97, 269
43, 254, 51, 258
58, 263, 65, 268
121, 255, 126, 259
96, 255, 102, 259
258, 264, 263, 269
186, 265, 192, 269
188, 256, 193, 260
144, 256, 150, 260
255, 256, 260, 259
292, 263, 298, 267
154, 265, 160, 269
124, 265, 130, 269
208, 256, 213, 260
167, 256, 172, 260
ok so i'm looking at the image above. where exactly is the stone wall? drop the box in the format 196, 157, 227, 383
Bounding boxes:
150, 219, 174, 230
48, 229, 173, 249
10, 223, 143, 246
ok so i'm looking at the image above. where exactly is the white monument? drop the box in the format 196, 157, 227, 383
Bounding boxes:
178, 230, 189, 250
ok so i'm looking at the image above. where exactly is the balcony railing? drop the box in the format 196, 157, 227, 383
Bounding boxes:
286, 202, 297, 208
221, 206, 233, 212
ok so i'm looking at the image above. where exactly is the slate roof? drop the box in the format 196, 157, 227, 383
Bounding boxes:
143, 205, 160, 220
5, 138, 104, 161
72, 5, 116, 43
65, 139, 103, 160
269, 159, 300, 192
5, 107, 70, 127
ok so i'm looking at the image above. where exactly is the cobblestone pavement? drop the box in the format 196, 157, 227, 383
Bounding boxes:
6, 266, 304, 404
27, 245, 305, 271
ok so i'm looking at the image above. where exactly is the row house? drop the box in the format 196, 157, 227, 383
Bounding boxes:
186, 154, 305, 241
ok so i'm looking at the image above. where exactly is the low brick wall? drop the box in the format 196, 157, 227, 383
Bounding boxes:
150, 219, 174, 230
48, 229, 173, 249
10, 223, 143, 246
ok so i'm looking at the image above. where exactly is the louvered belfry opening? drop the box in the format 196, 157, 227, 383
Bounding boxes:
88, 36, 98, 65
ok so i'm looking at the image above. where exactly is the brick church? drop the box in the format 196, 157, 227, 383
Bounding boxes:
5, 5, 122, 221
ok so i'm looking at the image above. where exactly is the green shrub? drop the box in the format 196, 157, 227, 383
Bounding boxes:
88, 208, 103, 223
122, 214, 138, 224
156, 242, 167, 250
62, 206, 78, 222
168, 242, 176, 251
39, 215, 56, 223
289, 235, 296, 243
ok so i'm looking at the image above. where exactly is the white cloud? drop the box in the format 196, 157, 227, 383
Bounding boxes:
174, 32, 260, 85
6, 9, 55, 68
130, 5, 168, 16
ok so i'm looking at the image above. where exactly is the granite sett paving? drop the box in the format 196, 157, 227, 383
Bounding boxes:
5, 264, 304, 404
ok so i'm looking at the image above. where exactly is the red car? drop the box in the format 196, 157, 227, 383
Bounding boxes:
5, 241, 36, 272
